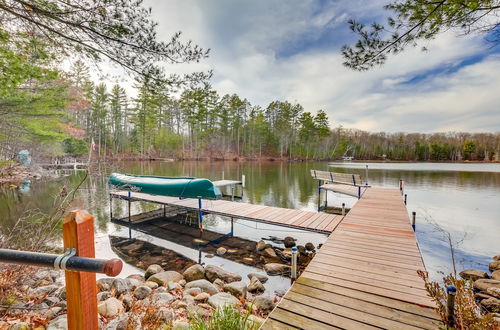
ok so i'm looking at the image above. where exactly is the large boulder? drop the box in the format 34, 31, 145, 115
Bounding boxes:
98, 298, 124, 318
104, 312, 129, 330
493, 255, 500, 261
480, 298, 500, 313
474, 279, 500, 292
208, 292, 241, 309
492, 270, 500, 281
487, 287, 500, 299
205, 265, 241, 283
305, 242, 315, 251
97, 278, 115, 291
256, 240, 266, 251
247, 277, 265, 293
490, 261, 500, 272
145, 264, 164, 279
111, 278, 131, 296
223, 281, 247, 298
185, 279, 218, 295
194, 292, 210, 303
133, 286, 152, 300
46, 315, 68, 330
148, 271, 184, 286
251, 296, 276, 312
264, 263, 291, 276
216, 247, 227, 256
247, 273, 268, 283
151, 292, 174, 306
262, 248, 277, 258
459, 269, 489, 281
183, 264, 205, 282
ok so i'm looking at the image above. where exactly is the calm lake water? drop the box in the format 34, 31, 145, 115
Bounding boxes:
1, 161, 498, 283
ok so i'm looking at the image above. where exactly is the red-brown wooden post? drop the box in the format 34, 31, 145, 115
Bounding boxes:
63, 210, 99, 330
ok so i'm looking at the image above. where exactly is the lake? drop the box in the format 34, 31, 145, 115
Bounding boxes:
1, 161, 498, 283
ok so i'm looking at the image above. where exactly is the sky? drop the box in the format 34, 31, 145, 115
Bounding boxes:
141, 0, 500, 133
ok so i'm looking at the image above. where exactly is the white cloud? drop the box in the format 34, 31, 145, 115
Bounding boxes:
143, 0, 500, 132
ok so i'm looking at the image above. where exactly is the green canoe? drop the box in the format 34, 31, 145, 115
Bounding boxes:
109, 173, 221, 200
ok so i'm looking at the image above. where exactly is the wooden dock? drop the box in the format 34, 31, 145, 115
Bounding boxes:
110, 191, 342, 233
262, 187, 439, 329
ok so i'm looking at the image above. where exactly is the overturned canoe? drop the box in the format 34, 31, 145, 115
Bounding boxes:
109, 173, 221, 200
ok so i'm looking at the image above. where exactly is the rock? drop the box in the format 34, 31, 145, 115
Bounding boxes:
487, 287, 500, 299
98, 298, 124, 317
179, 279, 186, 287
481, 298, 500, 313
97, 291, 111, 301
305, 242, 315, 251
185, 287, 202, 296
283, 236, 296, 248
262, 247, 277, 258
216, 247, 227, 256
247, 276, 265, 293
264, 263, 291, 276
181, 295, 196, 306
493, 271, 500, 281
148, 271, 184, 286
490, 261, 500, 272
127, 278, 143, 290
153, 307, 174, 323
208, 292, 241, 309
172, 321, 190, 330
297, 245, 306, 255
55, 287, 66, 300
111, 278, 131, 296
459, 269, 489, 281
134, 286, 152, 300
183, 264, 205, 282
223, 281, 247, 298
46, 315, 68, 330
247, 273, 268, 283
43, 306, 63, 320
185, 279, 218, 295
127, 274, 145, 282
187, 305, 210, 317
122, 294, 134, 311
144, 281, 159, 289
247, 315, 266, 328
104, 312, 129, 330
167, 281, 182, 291
213, 278, 225, 290
43, 296, 60, 306
281, 248, 293, 260
474, 279, 500, 292
475, 292, 494, 300
33, 284, 59, 296
252, 296, 276, 312
151, 292, 174, 306
144, 264, 164, 279
205, 265, 242, 283
256, 240, 266, 251
156, 286, 168, 293
194, 292, 210, 302
493, 255, 500, 261
8, 323, 29, 330
97, 278, 115, 291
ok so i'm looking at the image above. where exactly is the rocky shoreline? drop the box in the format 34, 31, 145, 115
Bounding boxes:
460, 254, 500, 317
0, 262, 279, 329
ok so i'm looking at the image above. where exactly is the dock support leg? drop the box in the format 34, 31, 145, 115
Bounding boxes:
317, 180, 322, 211
357, 186, 361, 199
365, 165, 369, 186
231, 186, 235, 201
163, 204, 166, 218
412, 211, 416, 231
404, 194, 407, 205
342, 203, 346, 216
324, 190, 328, 210
291, 247, 298, 284
109, 195, 113, 220
230, 217, 234, 236
198, 198, 203, 237
127, 191, 132, 239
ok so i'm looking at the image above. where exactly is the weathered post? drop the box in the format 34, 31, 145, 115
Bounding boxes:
109, 195, 113, 220
365, 165, 369, 186
357, 186, 361, 199
404, 194, 407, 205
317, 180, 322, 211
241, 174, 246, 188
342, 203, 346, 216
412, 211, 416, 231
222, 170, 224, 180
63, 210, 99, 330
127, 191, 132, 239
198, 198, 203, 237
446, 285, 457, 327
291, 247, 298, 284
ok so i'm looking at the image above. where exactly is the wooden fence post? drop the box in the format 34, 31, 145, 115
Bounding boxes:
63, 210, 99, 330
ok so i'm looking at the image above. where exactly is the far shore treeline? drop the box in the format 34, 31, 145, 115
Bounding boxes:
1, 58, 499, 163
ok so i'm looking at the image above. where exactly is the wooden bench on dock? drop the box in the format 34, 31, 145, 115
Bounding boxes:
311, 170, 370, 199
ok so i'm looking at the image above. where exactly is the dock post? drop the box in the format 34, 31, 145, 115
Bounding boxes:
291, 247, 298, 284
127, 191, 132, 239
63, 210, 99, 330
109, 195, 113, 220
357, 186, 361, 199
231, 186, 235, 201
163, 204, 166, 218
412, 211, 416, 230
198, 198, 203, 237
222, 170, 224, 180
446, 286, 457, 327
365, 165, 369, 186
242, 174, 246, 188
230, 217, 234, 236
342, 203, 346, 216
317, 180, 322, 211
324, 190, 328, 209
399, 180, 404, 195
404, 194, 407, 205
